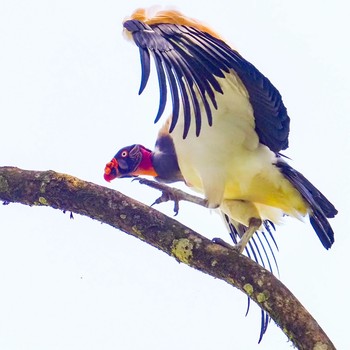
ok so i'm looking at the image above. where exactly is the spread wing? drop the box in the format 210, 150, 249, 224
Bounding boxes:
123, 9, 290, 152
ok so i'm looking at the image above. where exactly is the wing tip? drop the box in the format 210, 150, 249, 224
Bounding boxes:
125, 6, 223, 40
309, 213, 335, 250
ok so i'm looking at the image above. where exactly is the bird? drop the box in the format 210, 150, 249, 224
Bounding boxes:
103, 7, 338, 341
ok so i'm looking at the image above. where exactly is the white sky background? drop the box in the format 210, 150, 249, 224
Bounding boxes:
0, 0, 349, 349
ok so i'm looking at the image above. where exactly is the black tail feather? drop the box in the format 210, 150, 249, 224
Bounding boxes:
276, 159, 337, 249
222, 214, 278, 342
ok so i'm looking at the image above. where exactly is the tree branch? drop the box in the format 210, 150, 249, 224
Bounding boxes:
0, 166, 335, 350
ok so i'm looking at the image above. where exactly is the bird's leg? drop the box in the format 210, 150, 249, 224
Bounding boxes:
213, 217, 262, 253
135, 178, 261, 252
234, 217, 262, 253
220, 199, 262, 253
133, 178, 208, 215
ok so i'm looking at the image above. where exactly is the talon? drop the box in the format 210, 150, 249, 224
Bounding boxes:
173, 200, 179, 216
151, 191, 180, 215
151, 195, 165, 207
212, 237, 235, 250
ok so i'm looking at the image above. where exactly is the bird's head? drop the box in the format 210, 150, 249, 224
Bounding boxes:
104, 144, 157, 182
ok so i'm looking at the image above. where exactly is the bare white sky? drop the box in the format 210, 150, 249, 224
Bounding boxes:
0, 1, 349, 349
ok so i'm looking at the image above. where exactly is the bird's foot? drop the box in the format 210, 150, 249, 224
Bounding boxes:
133, 178, 182, 215
134, 177, 208, 215
212, 217, 262, 254
212, 237, 246, 253
151, 188, 181, 215
212, 237, 236, 250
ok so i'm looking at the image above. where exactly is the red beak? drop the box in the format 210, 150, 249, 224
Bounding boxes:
104, 158, 118, 182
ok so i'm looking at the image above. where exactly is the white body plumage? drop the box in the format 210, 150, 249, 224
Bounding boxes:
169, 72, 307, 227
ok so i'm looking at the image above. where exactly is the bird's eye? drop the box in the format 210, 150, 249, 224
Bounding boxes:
121, 150, 128, 157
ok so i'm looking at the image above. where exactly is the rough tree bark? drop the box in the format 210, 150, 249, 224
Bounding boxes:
0, 166, 335, 350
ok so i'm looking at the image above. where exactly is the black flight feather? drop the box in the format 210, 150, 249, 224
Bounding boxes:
124, 19, 290, 152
